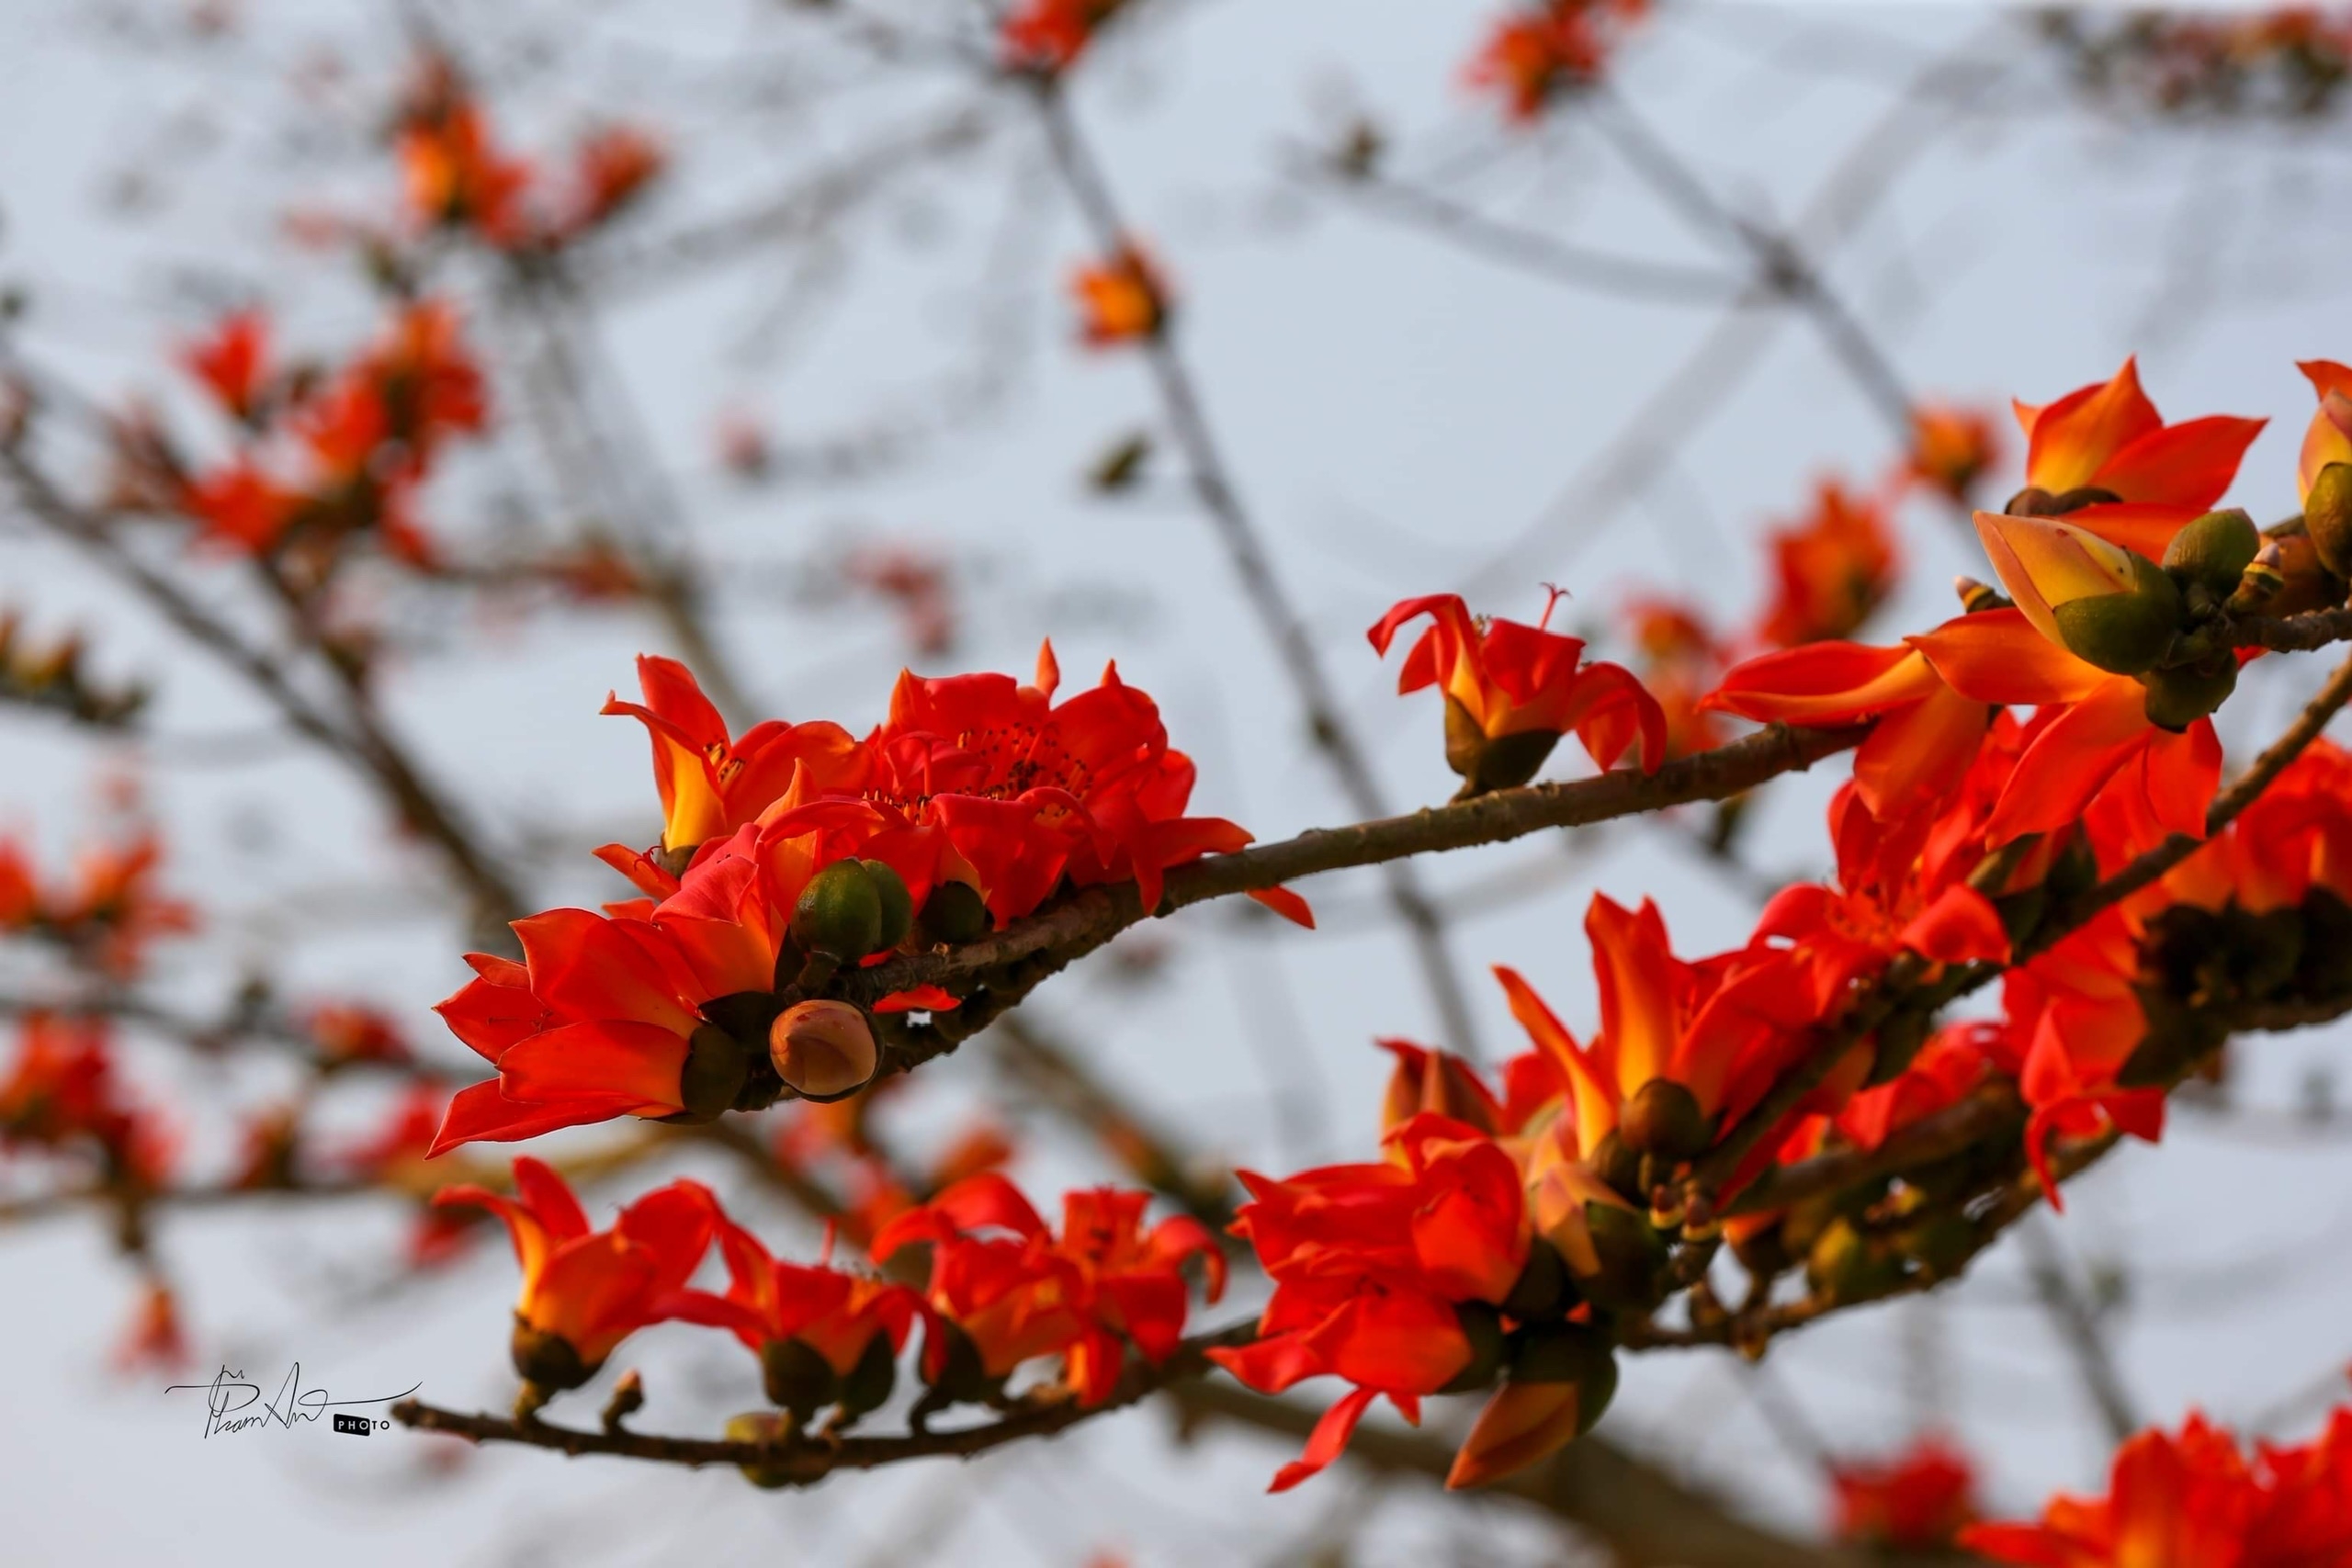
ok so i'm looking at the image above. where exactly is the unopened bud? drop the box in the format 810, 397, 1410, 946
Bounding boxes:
2141, 655, 2239, 732
2162, 508, 2261, 597
2046, 485, 2123, 514
1619, 1078, 1710, 1162
2307, 461, 2352, 579
1499, 1235, 1573, 1323
1953, 575, 2009, 614
1445, 1325, 1617, 1490
792, 861, 885, 960
724, 1411, 800, 1489
2255, 525, 2347, 616
861, 860, 913, 953
1574, 1199, 1669, 1312
2003, 485, 2059, 516
768, 1000, 879, 1102
918, 879, 989, 945
1976, 510, 2183, 674
1588, 1129, 1643, 1201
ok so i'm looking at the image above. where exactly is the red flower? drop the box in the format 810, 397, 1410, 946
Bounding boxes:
1831, 1434, 1979, 1550
1466, 0, 1649, 122
2011, 358, 2265, 556
1619, 598, 1730, 761
113, 1280, 189, 1374
395, 58, 533, 246
1211, 1114, 1529, 1490
673, 1214, 929, 1417
181, 310, 271, 422
433, 1156, 718, 1386
1002, 0, 1125, 72
1370, 592, 1665, 797
1755, 478, 1899, 649
303, 1002, 411, 1066
600, 654, 868, 858
873, 1173, 1223, 1406
1070, 243, 1168, 345
0, 1013, 174, 1187
1962, 1411, 2292, 1567
428, 874, 783, 1154
562, 125, 664, 234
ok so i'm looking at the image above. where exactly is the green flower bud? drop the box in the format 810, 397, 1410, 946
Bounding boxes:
2049, 550, 2181, 674
2140, 656, 2239, 732
793, 861, 884, 960
918, 879, 989, 945
724, 1411, 800, 1489
1618, 1078, 1711, 1162
2162, 508, 2261, 596
1575, 1201, 1669, 1313
2306, 461, 2352, 578
860, 859, 913, 953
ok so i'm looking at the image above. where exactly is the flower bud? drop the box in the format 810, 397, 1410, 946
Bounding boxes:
1379, 1039, 1499, 1135
1574, 1199, 1668, 1312
2161, 508, 2261, 597
723, 1411, 800, 1489
1952, 575, 2009, 614
761, 1336, 840, 1419
511, 1318, 595, 1391
918, 879, 989, 945
1976, 511, 2182, 672
1618, 1078, 1710, 1162
2047, 486, 2122, 514
792, 861, 884, 960
1587, 1129, 1643, 1202
2140, 655, 2238, 733
1805, 1217, 1902, 1305
676, 1024, 749, 1122
2304, 461, 2352, 579
1446, 1325, 1618, 1489
860, 859, 913, 953
2003, 486, 2059, 517
2252, 525, 2346, 616
768, 1000, 879, 1102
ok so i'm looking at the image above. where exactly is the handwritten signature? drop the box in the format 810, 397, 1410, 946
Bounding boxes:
165, 1364, 421, 1438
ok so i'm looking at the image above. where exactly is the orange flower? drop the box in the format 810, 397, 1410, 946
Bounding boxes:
0, 1013, 174, 1187
1371, 592, 1665, 796
600, 654, 868, 858
428, 877, 783, 1154
1002, 0, 1125, 72
1907, 403, 2000, 504
433, 1156, 718, 1387
1832, 1434, 1979, 1550
114, 1280, 189, 1373
395, 57, 532, 245
873, 1174, 1223, 1406
1466, 0, 1648, 122
2011, 358, 2265, 555
1070, 243, 1168, 345
1619, 598, 1729, 760
2004, 910, 2168, 1207
673, 1214, 929, 1418
1756, 478, 1899, 649
181, 310, 271, 422
563, 125, 664, 234
1962, 1412, 2274, 1567
2296, 359, 2352, 502
303, 1002, 411, 1066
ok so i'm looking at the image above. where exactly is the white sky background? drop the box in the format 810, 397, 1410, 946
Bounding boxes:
5, 1, 2352, 1563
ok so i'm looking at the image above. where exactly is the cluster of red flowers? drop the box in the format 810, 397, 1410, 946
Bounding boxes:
122, 300, 491, 574
0, 830, 194, 980
436, 1157, 1221, 1423
2049, 8, 2352, 120
0, 1014, 173, 1192
394, 53, 665, 249
432, 647, 1310, 1154
1965, 1406, 2352, 1565
1466, 0, 1652, 122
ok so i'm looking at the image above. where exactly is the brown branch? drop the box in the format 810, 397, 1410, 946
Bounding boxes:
390, 1318, 1257, 1479
841, 720, 1868, 1014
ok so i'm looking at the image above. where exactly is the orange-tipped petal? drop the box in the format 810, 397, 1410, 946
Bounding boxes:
1447, 1379, 1584, 1489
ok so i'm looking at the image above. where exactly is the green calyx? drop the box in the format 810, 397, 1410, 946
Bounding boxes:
792, 860, 886, 960
2050, 550, 2181, 675
2140, 655, 2239, 732
2162, 508, 2260, 597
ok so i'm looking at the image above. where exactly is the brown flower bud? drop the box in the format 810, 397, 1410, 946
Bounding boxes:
768, 1001, 878, 1102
